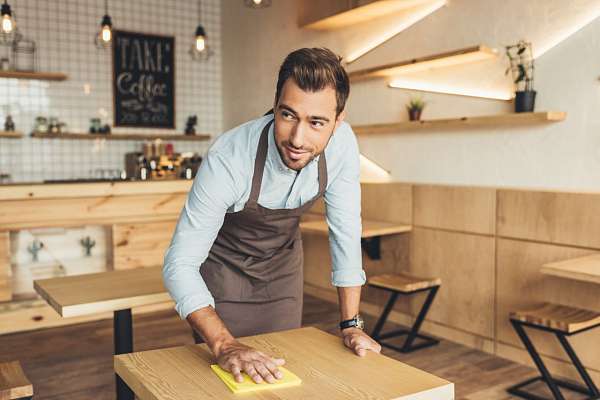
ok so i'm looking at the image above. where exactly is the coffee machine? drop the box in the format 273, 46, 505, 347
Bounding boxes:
125, 141, 202, 181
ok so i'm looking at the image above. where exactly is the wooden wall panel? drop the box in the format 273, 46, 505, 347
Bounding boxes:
302, 233, 331, 291
0, 193, 186, 229
410, 227, 495, 338
0, 231, 10, 302
308, 197, 326, 215
497, 189, 600, 249
361, 182, 412, 224
413, 185, 496, 234
302, 232, 411, 314
496, 238, 600, 371
112, 220, 177, 270
307, 183, 412, 223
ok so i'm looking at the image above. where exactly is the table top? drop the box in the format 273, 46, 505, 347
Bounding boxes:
540, 254, 600, 285
34, 267, 171, 318
300, 219, 412, 239
114, 326, 453, 400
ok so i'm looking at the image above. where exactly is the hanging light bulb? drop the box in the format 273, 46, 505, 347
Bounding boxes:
190, 0, 212, 61
0, 0, 20, 45
194, 25, 206, 52
95, 0, 113, 49
1, 1, 14, 34
244, 0, 271, 8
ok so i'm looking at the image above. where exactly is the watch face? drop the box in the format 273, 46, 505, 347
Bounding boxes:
356, 315, 365, 330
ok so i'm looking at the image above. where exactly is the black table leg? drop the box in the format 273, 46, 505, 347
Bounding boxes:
114, 308, 134, 400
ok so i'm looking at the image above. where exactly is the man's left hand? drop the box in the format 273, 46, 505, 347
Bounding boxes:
341, 327, 381, 357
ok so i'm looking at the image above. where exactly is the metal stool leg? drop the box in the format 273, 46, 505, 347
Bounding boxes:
371, 291, 399, 340
114, 309, 135, 400
507, 320, 565, 400
556, 332, 600, 398
401, 286, 439, 352
370, 286, 439, 353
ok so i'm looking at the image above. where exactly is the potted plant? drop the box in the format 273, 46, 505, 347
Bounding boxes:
505, 40, 535, 112
406, 96, 426, 121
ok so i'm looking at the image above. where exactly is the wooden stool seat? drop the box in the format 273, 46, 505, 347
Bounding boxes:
0, 361, 33, 400
507, 303, 600, 399
510, 303, 600, 334
368, 273, 441, 353
368, 273, 441, 293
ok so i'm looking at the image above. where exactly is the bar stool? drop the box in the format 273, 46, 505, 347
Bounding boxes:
508, 303, 600, 400
0, 361, 33, 400
368, 273, 441, 353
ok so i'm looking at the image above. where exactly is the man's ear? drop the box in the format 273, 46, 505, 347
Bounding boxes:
334, 110, 346, 132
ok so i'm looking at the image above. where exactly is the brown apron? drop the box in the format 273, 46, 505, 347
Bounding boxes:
198, 118, 328, 339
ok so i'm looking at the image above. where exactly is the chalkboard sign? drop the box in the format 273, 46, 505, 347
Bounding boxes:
113, 30, 175, 128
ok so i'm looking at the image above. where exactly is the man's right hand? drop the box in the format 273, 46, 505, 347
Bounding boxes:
215, 339, 285, 384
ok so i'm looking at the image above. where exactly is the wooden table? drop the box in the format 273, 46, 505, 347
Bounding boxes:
115, 326, 453, 399
300, 218, 412, 260
300, 219, 412, 238
541, 254, 600, 285
34, 267, 170, 400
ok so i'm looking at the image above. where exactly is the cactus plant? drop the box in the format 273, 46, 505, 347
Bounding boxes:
80, 236, 96, 257
27, 239, 44, 262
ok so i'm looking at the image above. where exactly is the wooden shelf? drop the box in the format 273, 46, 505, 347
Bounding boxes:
352, 111, 567, 135
0, 130, 23, 138
541, 254, 600, 285
300, 0, 437, 30
348, 45, 498, 83
0, 70, 67, 81
30, 132, 211, 141
300, 218, 412, 238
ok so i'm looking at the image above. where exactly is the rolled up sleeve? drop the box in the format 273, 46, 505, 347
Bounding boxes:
162, 150, 238, 319
324, 127, 366, 287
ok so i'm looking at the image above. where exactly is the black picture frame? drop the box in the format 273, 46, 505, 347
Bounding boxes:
112, 30, 175, 129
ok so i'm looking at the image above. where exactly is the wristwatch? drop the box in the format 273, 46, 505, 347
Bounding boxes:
339, 314, 364, 331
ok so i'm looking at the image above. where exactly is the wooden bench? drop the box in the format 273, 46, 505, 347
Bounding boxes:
508, 303, 600, 400
368, 273, 441, 353
0, 361, 33, 400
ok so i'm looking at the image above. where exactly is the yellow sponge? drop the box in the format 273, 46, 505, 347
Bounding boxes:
210, 364, 302, 393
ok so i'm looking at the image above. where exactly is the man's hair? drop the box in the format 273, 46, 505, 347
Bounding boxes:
274, 48, 350, 117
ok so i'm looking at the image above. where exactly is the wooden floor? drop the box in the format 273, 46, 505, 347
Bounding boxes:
0, 294, 586, 399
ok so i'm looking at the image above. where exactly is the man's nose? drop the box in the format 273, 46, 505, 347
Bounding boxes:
289, 123, 305, 149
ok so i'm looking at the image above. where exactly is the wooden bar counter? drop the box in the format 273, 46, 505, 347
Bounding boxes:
0, 180, 191, 334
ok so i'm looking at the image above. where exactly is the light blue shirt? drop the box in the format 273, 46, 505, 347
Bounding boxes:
163, 115, 365, 319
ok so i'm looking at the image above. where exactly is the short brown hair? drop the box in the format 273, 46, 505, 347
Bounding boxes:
274, 48, 350, 116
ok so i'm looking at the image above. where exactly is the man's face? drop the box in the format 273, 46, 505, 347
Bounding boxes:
274, 78, 345, 171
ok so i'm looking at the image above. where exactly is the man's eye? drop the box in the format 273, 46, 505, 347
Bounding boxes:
311, 120, 325, 127
282, 111, 295, 120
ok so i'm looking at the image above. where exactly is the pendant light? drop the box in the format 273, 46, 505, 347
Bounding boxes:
190, 0, 211, 61
244, 0, 271, 8
0, 0, 20, 45
95, 0, 113, 49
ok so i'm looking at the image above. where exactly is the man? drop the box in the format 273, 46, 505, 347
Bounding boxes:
163, 47, 380, 385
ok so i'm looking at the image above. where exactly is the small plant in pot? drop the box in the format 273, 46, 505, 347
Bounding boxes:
406, 96, 426, 121
505, 40, 535, 112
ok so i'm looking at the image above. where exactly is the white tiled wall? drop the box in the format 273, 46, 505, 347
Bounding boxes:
0, 0, 221, 182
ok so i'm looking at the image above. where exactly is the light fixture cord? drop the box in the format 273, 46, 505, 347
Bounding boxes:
105, 0, 108, 15
198, 0, 202, 23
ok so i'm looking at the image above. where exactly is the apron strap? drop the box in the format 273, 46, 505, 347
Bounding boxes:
247, 119, 273, 206
316, 150, 328, 195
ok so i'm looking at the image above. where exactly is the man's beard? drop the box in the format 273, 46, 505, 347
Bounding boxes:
277, 141, 316, 171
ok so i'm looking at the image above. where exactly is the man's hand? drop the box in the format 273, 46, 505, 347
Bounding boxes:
215, 339, 285, 384
341, 327, 381, 357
